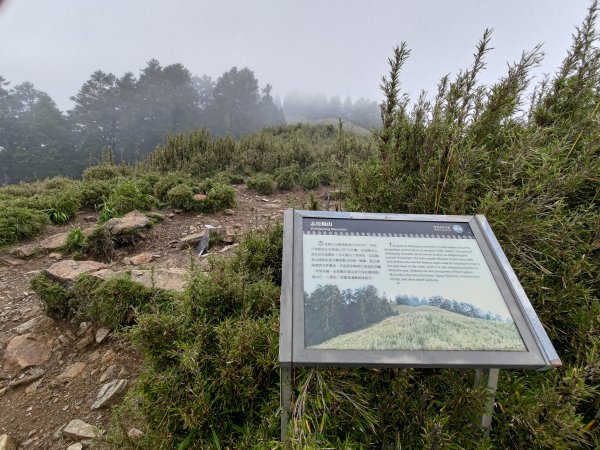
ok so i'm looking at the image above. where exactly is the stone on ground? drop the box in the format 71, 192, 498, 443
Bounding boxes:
0, 434, 17, 450
62, 419, 99, 440
0, 255, 25, 267
177, 231, 208, 249
45, 260, 109, 284
58, 362, 86, 380
130, 268, 187, 292
2, 333, 53, 376
8, 368, 45, 388
10, 243, 41, 258
105, 210, 150, 235
39, 232, 69, 251
91, 379, 128, 410
12, 315, 55, 335
66, 443, 83, 450
95, 327, 110, 344
129, 252, 153, 265
127, 428, 144, 439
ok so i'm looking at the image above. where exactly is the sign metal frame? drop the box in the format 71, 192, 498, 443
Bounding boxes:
279, 209, 561, 371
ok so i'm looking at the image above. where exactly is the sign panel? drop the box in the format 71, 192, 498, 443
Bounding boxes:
280, 210, 561, 370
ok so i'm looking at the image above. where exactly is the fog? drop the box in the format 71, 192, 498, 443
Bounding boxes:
0, 0, 589, 111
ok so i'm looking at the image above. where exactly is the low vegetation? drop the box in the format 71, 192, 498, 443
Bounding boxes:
312, 306, 525, 351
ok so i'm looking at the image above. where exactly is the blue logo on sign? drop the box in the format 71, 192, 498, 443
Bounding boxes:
452, 225, 464, 233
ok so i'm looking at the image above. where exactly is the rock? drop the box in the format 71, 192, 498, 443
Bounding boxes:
105, 210, 150, 235
223, 208, 235, 215
67, 443, 83, 450
220, 243, 239, 253
58, 362, 86, 380
264, 203, 282, 209
193, 193, 207, 201
62, 419, 99, 440
129, 252, 154, 265
77, 322, 92, 337
84, 215, 95, 222
45, 260, 109, 284
76, 335, 94, 350
223, 226, 236, 244
19, 438, 34, 448
10, 243, 41, 258
166, 213, 175, 218
0, 255, 25, 267
2, 334, 53, 376
0, 435, 17, 450
48, 252, 62, 260
0, 332, 14, 345
100, 349, 117, 364
118, 366, 129, 378
130, 268, 187, 292
91, 379, 128, 409
25, 379, 41, 394
177, 231, 208, 249
99, 364, 116, 383
145, 211, 164, 221
39, 232, 69, 251
91, 268, 118, 281
8, 367, 45, 388
127, 428, 144, 439
0, 387, 7, 397
12, 315, 55, 335
95, 327, 110, 344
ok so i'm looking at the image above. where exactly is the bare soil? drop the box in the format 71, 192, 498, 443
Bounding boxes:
0, 184, 328, 449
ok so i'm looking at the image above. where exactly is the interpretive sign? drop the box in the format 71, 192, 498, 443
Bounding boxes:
279, 210, 561, 370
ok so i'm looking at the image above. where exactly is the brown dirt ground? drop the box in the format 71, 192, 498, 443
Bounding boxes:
0, 184, 335, 449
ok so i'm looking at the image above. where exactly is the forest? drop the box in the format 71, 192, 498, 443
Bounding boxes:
304, 284, 396, 346
0, 63, 380, 185
395, 294, 511, 322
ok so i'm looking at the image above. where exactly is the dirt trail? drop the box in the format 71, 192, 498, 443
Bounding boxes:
0, 185, 324, 449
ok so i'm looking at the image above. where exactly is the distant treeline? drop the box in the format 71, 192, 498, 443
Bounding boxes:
284, 91, 380, 130
395, 294, 510, 322
0, 61, 286, 184
305, 284, 396, 346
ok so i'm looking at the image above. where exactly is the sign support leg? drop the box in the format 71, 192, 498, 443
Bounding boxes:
474, 368, 499, 437
280, 367, 292, 442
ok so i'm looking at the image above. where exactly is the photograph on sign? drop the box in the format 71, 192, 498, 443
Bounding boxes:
302, 218, 525, 352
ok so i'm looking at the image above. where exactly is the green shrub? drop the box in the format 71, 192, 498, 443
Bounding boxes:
166, 184, 196, 210
86, 274, 154, 329
300, 171, 320, 190
0, 206, 49, 246
83, 163, 130, 181
63, 227, 86, 253
275, 165, 299, 191
99, 180, 158, 221
202, 183, 236, 212
39, 176, 77, 191
39, 188, 82, 224
79, 180, 112, 210
30, 272, 72, 317
82, 225, 115, 260
247, 173, 274, 195
153, 171, 194, 201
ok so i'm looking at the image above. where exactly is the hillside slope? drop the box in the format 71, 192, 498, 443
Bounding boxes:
311, 305, 525, 351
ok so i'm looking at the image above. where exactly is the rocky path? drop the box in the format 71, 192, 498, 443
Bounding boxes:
0, 185, 322, 449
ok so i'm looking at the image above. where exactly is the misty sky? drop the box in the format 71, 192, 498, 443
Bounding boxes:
0, 0, 591, 111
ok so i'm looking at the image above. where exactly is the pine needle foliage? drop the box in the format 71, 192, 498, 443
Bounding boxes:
345, 2, 600, 448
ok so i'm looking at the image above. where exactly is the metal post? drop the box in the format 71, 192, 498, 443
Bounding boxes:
474, 368, 499, 437
280, 367, 292, 442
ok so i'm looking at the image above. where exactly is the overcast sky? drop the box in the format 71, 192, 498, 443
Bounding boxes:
0, 0, 591, 111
